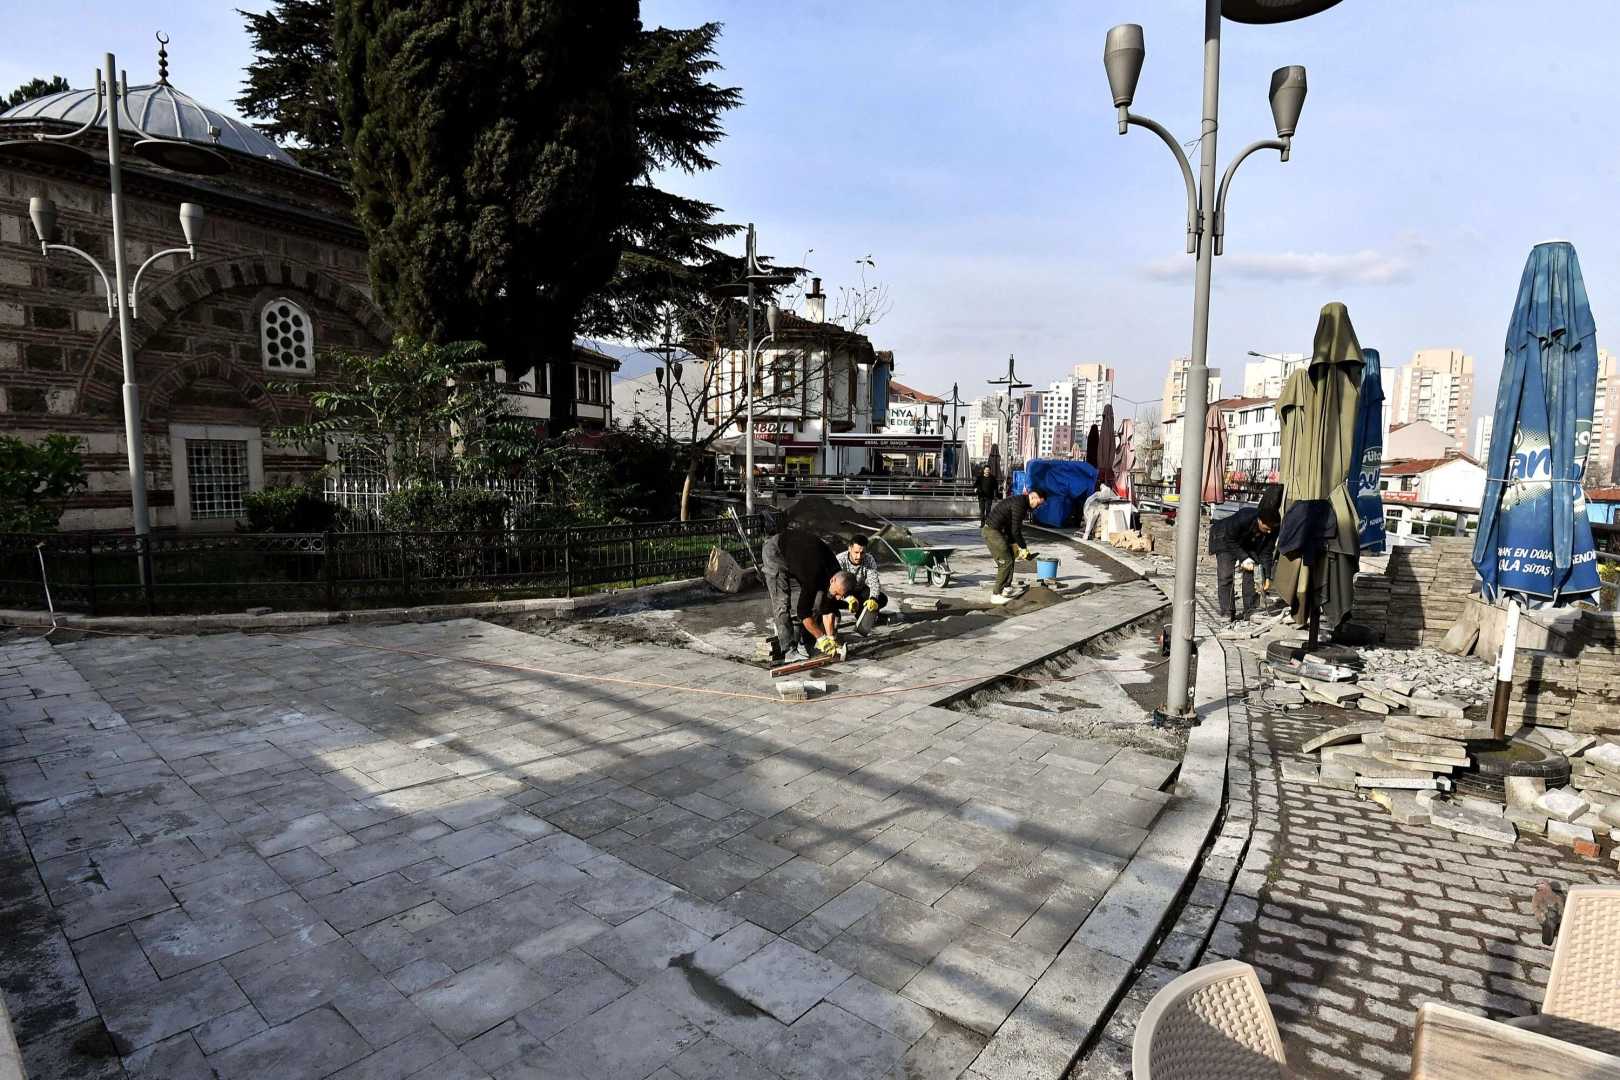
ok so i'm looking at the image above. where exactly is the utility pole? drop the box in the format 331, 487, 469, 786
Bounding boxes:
988, 355, 1031, 495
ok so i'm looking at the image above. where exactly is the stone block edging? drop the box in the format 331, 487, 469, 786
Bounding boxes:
0, 572, 749, 636
967, 622, 1232, 1079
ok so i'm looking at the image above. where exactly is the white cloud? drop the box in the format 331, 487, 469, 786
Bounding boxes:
1141, 250, 1413, 287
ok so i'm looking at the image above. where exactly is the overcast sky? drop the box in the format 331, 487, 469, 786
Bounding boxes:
9, 1, 1619, 408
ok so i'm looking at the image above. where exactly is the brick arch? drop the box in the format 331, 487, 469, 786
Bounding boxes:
142, 355, 284, 427
74, 252, 392, 418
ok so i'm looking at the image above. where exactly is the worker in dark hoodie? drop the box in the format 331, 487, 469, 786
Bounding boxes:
982, 488, 1046, 604
1208, 503, 1280, 623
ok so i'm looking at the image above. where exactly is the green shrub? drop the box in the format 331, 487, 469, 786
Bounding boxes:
380, 485, 510, 533
0, 433, 87, 531
241, 485, 345, 533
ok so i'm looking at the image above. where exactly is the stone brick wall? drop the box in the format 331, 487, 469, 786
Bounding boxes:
1381, 537, 1476, 648
0, 159, 391, 529
1511, 612, 1620, 733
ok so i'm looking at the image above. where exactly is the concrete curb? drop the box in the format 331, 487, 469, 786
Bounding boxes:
967, 621, 1232, 1080
0, 991, 20, 1080
0, 571, 753, 636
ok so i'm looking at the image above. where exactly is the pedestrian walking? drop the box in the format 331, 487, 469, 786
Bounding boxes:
974, 466, 998, 525
982, 489, 1045, 604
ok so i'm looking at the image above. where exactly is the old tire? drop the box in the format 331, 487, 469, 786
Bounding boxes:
1473, 740, 1570, 780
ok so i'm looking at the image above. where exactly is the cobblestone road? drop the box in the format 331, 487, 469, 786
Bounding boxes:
1073, 578, 1620, 1080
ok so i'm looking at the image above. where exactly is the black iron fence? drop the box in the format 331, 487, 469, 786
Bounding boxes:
0, 516, 763, 617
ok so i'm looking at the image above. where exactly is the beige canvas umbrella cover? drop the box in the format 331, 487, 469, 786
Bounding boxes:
1272, 302, 1365, 627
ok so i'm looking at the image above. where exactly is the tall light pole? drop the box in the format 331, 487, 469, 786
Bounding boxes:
988, 354, 1031, 494
1104, 0, 1322, 719
944, 382, 968, 477
649, 308, 683, 442
6, 43, 223, 573
710, 224, 793, 516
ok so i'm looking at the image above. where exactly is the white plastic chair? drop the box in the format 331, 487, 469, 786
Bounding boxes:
1505, 885, 1620, 1056
1133, 960, 1292, 1080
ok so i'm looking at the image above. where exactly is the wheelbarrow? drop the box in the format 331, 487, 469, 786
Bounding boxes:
881, 535, 957, 587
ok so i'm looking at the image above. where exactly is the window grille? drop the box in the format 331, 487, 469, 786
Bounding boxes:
186, 439, 249, 519
262, 298, 313, 372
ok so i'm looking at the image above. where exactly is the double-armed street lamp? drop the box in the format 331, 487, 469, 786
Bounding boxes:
3, 43, 224, 567
648, 309, 684, 442
1103, 0, 1334, 720
710, 223, 793, 515
988, 354, 1031, 489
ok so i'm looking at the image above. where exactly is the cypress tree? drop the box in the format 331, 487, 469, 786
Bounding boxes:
332, 0, 642, 431
237, 3, 744, 350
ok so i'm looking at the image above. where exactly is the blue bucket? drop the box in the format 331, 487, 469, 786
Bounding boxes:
1035, 558, 1060, 580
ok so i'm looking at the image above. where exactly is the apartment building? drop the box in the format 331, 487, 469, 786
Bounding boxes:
1393, 349, 1474, 439
1036, 364, 1114, 458
1593, 348, 1620, 486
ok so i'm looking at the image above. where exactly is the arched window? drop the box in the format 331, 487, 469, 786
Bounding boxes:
261, 298, 313, 373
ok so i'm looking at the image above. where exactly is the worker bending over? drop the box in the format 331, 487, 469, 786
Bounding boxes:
1207, 503, 1279, 624
982, 488, 1046, 604
761, 528, 858, 663
837, 536, 887, 634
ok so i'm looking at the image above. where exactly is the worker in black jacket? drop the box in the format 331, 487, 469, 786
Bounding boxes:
982, 489, 1046, 602
760, 529, 859, 662
1208, 504, 1280, 622
974, 466, 999, 525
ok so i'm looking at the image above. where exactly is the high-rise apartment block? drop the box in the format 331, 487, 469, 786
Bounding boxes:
1594, 348, 1620, 486
1242, 352, 1306, 398
1393, 349, 1474, 439
1163, 356, 1222, 422
1035, 364, 1114, 458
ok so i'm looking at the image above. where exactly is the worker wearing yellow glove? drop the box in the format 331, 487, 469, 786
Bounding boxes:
983, 489, 1047, 603
815, 635, 841, 657
1208, 504, 1280, 624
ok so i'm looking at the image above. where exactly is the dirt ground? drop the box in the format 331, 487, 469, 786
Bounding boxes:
501, 518, 1137, 668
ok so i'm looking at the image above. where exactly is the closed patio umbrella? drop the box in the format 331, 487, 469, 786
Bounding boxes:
1115, 417, 1136, 502
1200, 402, 1227, 504
1085, 423, 1100, 466
1474, 241, 1602, 739
1097, 404, 1117, 491
1272, 302, 1365, 635
1348, 347, 1387, 554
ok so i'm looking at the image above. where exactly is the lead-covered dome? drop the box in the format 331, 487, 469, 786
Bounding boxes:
0, 82, 301, 169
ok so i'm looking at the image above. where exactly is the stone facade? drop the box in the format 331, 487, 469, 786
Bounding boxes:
0, 133, 391, 530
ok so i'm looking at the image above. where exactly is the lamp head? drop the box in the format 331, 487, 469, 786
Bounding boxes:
672, 362, 683, 382
178, 202, 205, 248
655, 367, 665, 386
1103, 24, 1146, 110
1269, 66, 1308, 138
28, 196, 58, 244
766, 304, 780, 336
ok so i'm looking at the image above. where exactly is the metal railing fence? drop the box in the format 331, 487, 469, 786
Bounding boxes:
0, 516, 762, 617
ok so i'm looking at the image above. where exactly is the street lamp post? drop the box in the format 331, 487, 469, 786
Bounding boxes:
649, 309, 683, 442
6, 47, 224, 572
710, 224, 794, 516
988, 354, 1031, 496
1104, 3, 1314, 719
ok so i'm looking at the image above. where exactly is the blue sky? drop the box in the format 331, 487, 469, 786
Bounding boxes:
8, 1, 1620, 409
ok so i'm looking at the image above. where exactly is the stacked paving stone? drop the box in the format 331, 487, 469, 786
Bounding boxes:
1508, 612, 1620, 733
1382, 538, 1476, 648
1139, 512, 1177, 555
1349, 571, 1390, 639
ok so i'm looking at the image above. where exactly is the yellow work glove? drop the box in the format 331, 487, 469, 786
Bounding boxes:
815, 636, 839, 656
845, 596, 859, 613
863, 598, 880, 613
1241, 558, 1256, 572
1014, 547, 1032, 561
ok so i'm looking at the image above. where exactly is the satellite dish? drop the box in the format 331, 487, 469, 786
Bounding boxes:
1223, 0, 1344, 24
133, 139, 231, 176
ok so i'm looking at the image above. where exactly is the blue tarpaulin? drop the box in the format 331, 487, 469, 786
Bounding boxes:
1348, 347, 1387, 554
1022, 459, 1098, 527
1472, 242, 1602, 603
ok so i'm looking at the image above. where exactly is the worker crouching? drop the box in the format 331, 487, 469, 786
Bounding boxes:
1208, 503, 1279, 624
760, 529, 858, 663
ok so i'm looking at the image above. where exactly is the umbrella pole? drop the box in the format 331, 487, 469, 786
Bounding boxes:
1305, 555, 1324, 649
1488, 598, 1521, 742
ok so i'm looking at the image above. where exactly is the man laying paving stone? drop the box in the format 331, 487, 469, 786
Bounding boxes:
1208, 502, 1280, 624
982, 487, 1046, 604
836, 535, 888, 634
760, 527, 858, 662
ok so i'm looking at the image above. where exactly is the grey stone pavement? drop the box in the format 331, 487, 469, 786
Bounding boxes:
0, 578, 1189, 1079
1070, 568, 1620, 1080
